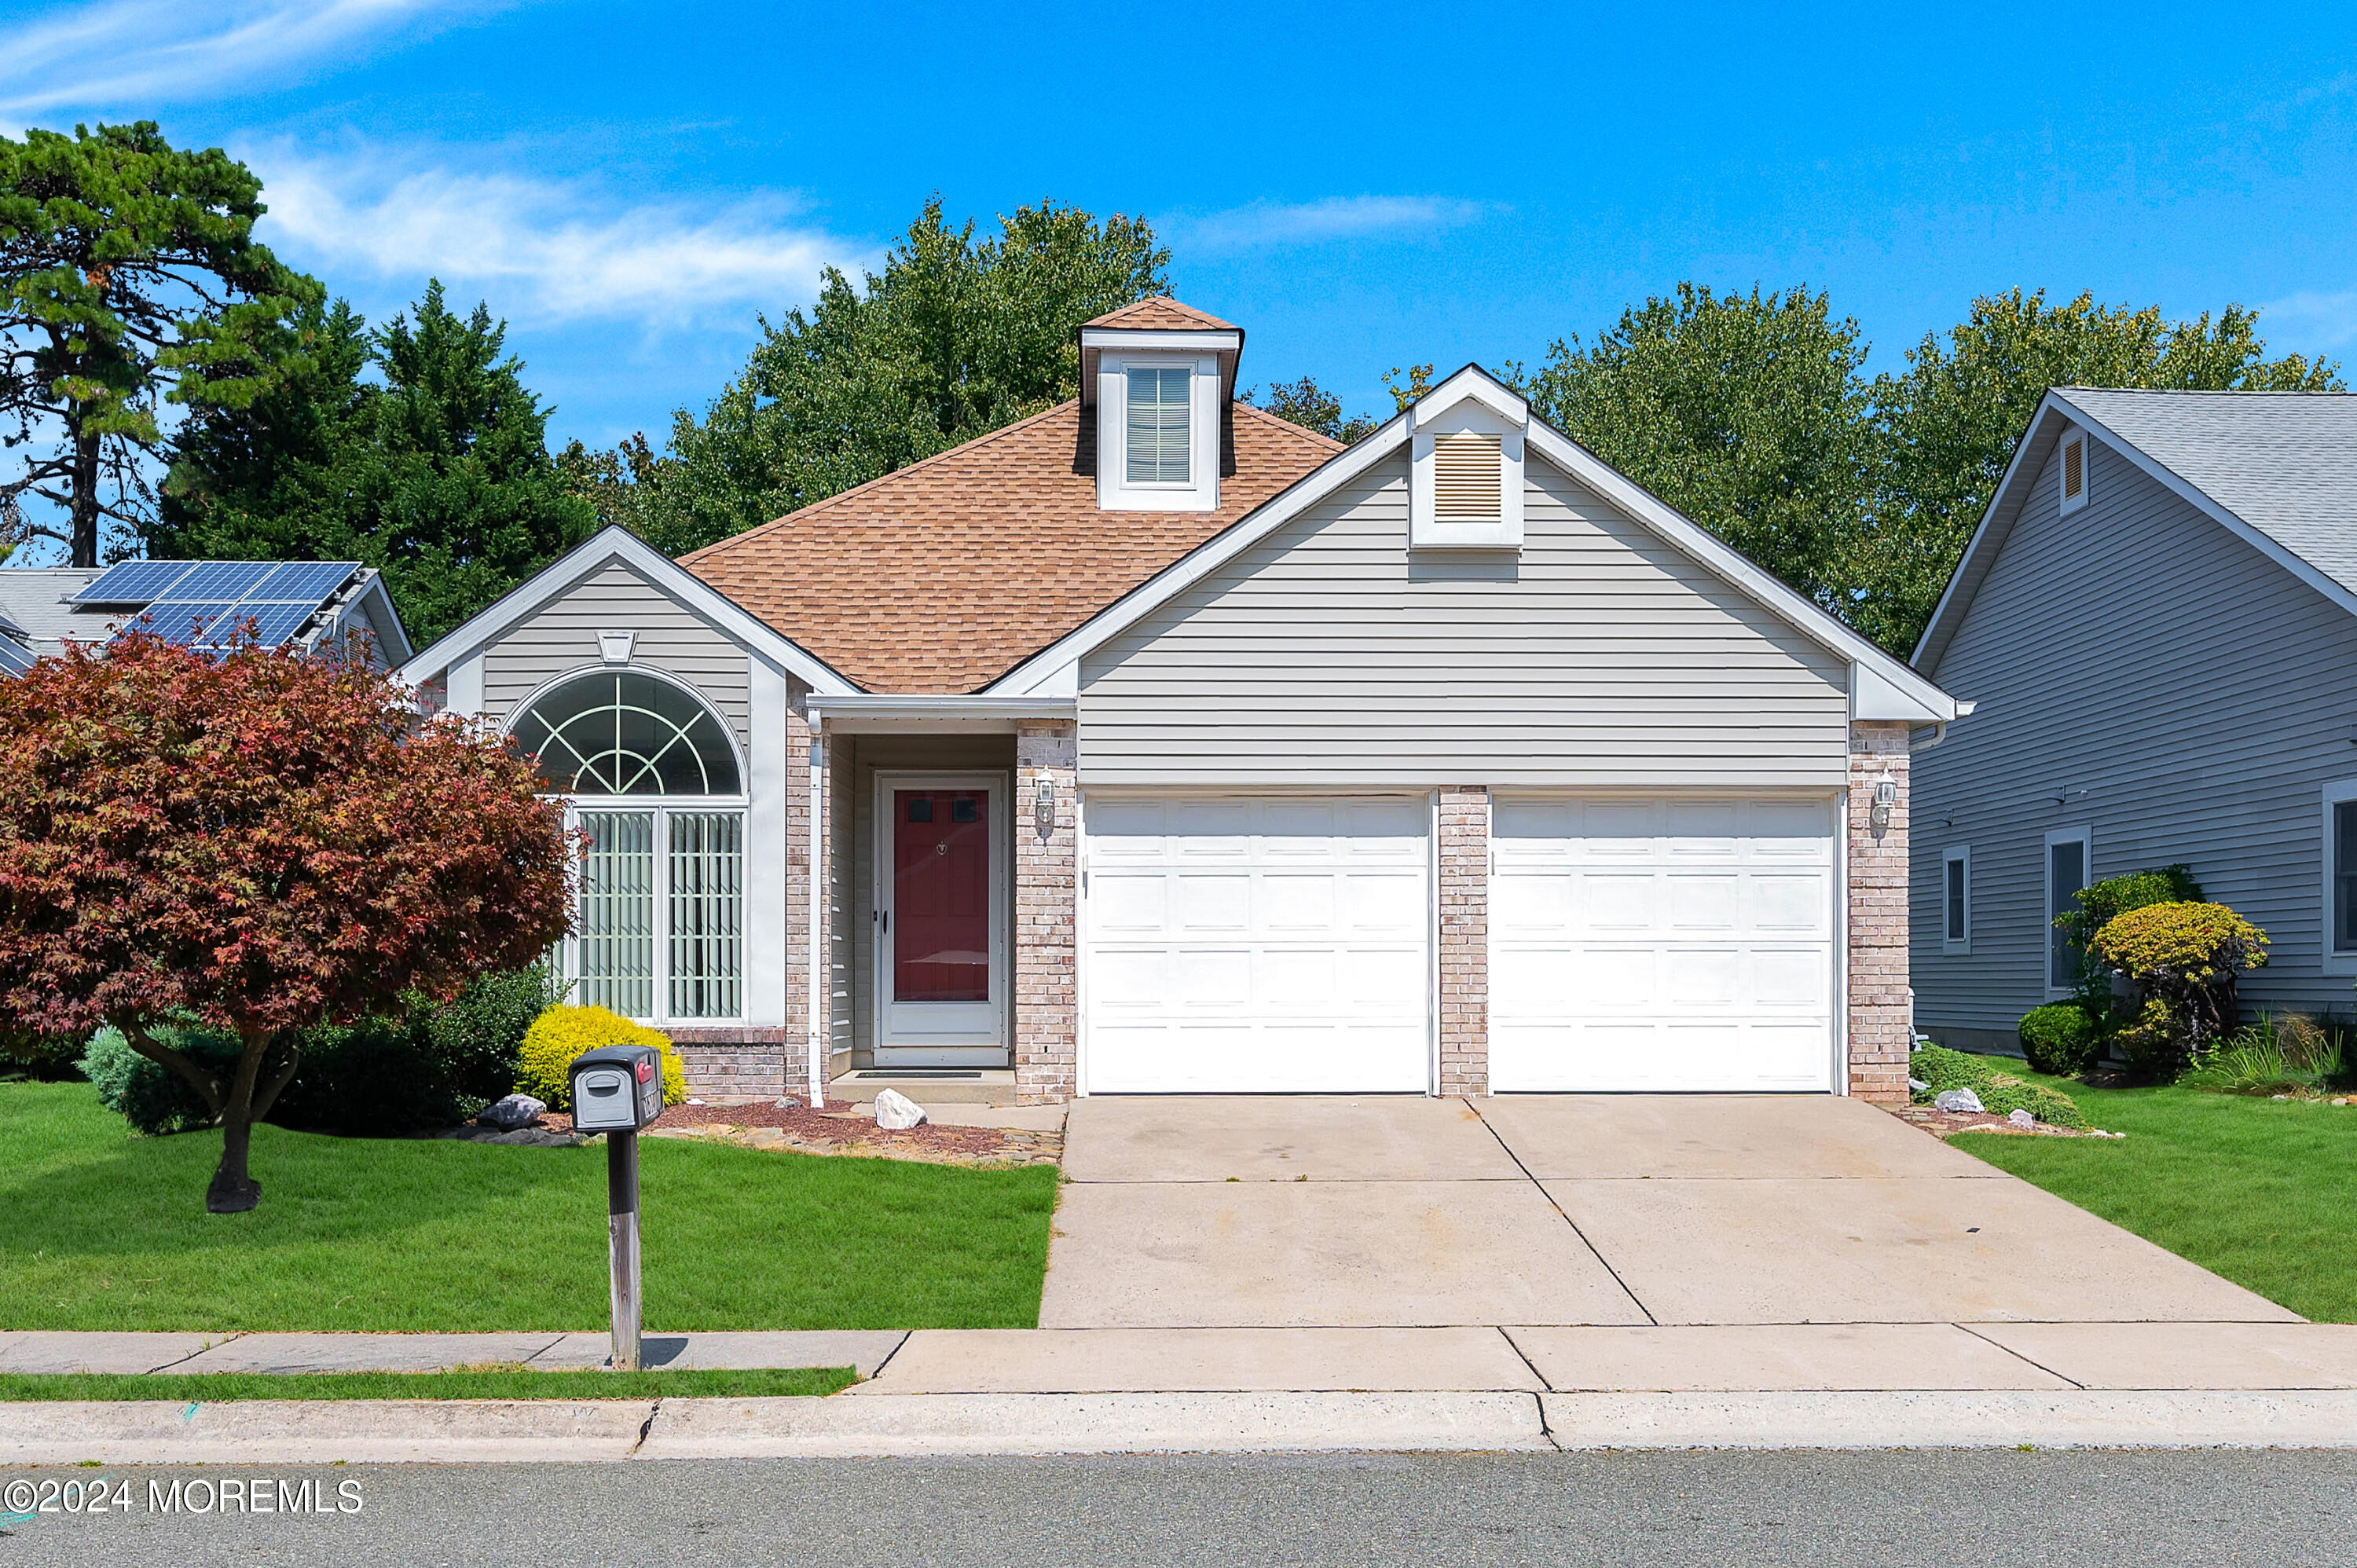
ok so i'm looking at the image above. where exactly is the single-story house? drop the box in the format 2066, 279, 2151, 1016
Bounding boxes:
1910, 388, 2357, 1050
398, 299, 1957, 1105
0, 559, 409, 674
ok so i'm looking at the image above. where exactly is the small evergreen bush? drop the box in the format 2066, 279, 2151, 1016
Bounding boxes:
2090, 901, 2268, 1080
515, 1005, 687, 1110
2018, 1003, 2102, 1077
1909, 1043, 2087, 1128
78, 1023, 243, 1135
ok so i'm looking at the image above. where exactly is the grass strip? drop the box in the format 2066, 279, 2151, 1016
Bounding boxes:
0, 1367, 855, 1401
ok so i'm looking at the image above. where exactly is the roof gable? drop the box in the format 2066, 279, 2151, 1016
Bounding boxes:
1084, 299, 1239, 332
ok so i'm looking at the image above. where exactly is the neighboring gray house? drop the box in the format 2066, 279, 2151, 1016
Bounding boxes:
400, 298, 1957, 1106
0, 560, 409, 672
1911, 389, 2357, 1051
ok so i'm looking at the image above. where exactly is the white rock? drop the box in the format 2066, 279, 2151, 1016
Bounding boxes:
873, 1088, 929, 1130
2008, 1108, 2036, 1129
1908, 1077, 1930, 1093
773, 1095, 802, 1110
480, 1094, 546, 1130
1934, 1088, 1985, 1114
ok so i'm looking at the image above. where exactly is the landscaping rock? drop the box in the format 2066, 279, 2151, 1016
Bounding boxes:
873, 1089, 929, 1130
1908, 1077, 1930, 1093
2008, 1108, 2036, 1129
479, 1094, 546, 1130
1934, 1088, 1985, 1114
773, 1096, 801, 1110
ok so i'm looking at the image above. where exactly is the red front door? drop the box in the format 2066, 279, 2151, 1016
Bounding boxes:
892, 788, 992, 1003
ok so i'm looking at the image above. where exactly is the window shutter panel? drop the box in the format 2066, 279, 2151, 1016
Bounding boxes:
1432, 430, 1504, 522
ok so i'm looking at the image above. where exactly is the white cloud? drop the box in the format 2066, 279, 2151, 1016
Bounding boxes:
0, 0, 508, 116
2260, 289, 2357, 351
254, 149, 877, 328
1172, 195, 1494, 253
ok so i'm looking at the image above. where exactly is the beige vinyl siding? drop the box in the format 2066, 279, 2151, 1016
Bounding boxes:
1076, 451, 1851, 786
1913, 438, 2357, 1035
480, 560, 753, 753
844, 735, 1015, 1063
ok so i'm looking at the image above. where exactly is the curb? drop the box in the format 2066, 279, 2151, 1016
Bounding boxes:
1541, 1389, 2357, 1449
0, 1399, 657, 1465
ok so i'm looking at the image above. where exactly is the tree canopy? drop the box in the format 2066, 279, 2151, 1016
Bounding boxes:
0, 121, 316, 566
1248, 375, 1381, 444
0, 633, 573, 1210
154, 281, 597, 645
567, 196, 1170, 555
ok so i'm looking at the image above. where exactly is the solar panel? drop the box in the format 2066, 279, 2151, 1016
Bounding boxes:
73, 560, 200, 603
249, 561, 360, 604
201, 603, 318, 650
160, 561, 280, 601
0, 636, 35, 676
133, 601, 236, 644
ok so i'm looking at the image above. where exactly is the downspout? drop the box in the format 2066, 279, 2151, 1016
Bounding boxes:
1910, 700, 1976, 752
807, 725, 827, 1108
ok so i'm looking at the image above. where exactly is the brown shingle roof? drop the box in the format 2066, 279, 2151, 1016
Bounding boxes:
680, 401, 1340, 693
1084, 298, 1240, 332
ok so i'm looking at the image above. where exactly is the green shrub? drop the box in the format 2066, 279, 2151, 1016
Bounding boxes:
2056, 864, 2204, 1007
2090, 900, 2269, 1079
77, 1023, 242, 1136
1909, 1043, 2087, 1128
2018, 1003, 2102, 1077
2184, 1012, 2347, 1096
515, 1005, 687, 1110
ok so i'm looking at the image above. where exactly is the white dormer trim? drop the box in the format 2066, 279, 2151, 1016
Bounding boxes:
1410, 369, 1527, 551
1096, 352, 1222, 512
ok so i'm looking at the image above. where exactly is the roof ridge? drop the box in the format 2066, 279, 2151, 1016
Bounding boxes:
680, 399, 1082, 565
2057, 386, 2355, 397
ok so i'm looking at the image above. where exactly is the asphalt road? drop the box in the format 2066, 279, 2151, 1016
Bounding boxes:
5, 1450, 2354, 1566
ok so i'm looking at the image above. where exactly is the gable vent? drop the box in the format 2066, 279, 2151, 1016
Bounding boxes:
1432, 430, 1504, 521
2059, 431, 2088, 513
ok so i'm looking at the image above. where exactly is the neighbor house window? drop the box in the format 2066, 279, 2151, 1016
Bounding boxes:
2046, 828, 2091, 992
512, 670, 746, 1021
1943, 846, 1972, 952
1125, 366, 1191, 483
2326, 782, 2357, 973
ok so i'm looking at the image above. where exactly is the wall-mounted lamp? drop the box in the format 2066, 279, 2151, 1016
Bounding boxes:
1870, 777, 1897, 835
1034, 775, 1058, 837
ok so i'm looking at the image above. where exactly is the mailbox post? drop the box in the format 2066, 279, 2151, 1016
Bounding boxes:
569, 1045, 665, 1372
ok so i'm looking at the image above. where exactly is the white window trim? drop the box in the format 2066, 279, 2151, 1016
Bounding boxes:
563, 797, 750, 1026
1941, 844, 1973, 954
2044, 825, 2093, 998
2322, 779, 2357, 977
2058, 426, 2090, 516
1097, 352, 1220, 512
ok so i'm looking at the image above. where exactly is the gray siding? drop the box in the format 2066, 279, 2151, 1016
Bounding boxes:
480, 560, 752, 753
1076, 451, 1851, 786
1914, 437, 2357, 1034
843, 735, 1016, 1064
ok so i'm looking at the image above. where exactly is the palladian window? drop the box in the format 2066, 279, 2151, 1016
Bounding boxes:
512, 671, 743, 1022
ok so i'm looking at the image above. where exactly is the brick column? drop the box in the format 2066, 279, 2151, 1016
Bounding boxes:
1014, 720, 1078, 1105
1437, 785, 1490, 1097
1846, 721, 1912, 1102
782, 702, 812, 1099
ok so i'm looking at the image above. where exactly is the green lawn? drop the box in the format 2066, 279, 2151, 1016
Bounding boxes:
1953, 1067, 2357, 1321
0, 1082, 1055, 1332
0, 1368, 852, 1401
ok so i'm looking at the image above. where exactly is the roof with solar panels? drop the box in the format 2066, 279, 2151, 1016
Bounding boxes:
0, 559, 412, 676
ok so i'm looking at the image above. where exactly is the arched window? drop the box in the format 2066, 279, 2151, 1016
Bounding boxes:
512, 669, 744, 1022
511, 670, 740, 797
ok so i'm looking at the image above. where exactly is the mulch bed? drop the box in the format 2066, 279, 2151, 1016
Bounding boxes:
1890, 1105, 2124, 1140
530, 1101, 1061, 1167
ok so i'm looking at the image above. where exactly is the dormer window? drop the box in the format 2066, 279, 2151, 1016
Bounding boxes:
1125, 368, 1192, 484
2059, 428, 2089, 515
1079, 299, 1241, 513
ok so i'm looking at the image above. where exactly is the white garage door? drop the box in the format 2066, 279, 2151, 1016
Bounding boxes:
1491, 797, 1837, 1092
1082, 796, 1431, 1093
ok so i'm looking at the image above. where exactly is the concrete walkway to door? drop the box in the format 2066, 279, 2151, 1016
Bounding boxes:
1039, 1094, 2294, 1331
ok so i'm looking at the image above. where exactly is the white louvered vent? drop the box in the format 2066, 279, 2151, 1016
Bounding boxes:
1432, 430, 1504, 522
2059, 431, 2088, 513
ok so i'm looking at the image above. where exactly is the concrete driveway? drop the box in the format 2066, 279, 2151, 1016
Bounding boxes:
1039, 1094, 2296, 1329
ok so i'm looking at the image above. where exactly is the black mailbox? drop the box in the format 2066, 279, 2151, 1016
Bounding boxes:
570, 1044, 664, 1133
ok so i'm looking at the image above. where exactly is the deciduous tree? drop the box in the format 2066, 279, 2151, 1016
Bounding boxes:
0, 635, 574, 1211
1248, 376, 1380, 444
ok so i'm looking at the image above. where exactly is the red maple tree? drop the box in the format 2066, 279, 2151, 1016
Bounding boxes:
0, 632, 574, 1211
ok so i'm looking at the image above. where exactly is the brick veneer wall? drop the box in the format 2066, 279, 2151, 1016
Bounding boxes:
1438, 785, 1490, 1097
1846, 721, 1912, 1102
1014, 720, 1078, 1105
669, 1028, 790, 1098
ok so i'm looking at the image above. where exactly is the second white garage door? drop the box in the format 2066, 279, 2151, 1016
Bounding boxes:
1490, 796, 1838, 1093
1082, 796, 1431, 1094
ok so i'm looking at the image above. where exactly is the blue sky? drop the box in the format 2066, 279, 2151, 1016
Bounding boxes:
5, 0, 2356, 515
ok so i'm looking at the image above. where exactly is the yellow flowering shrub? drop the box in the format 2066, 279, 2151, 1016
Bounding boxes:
515, 1005, 687, 1110
2089, 901, 2268, 1079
